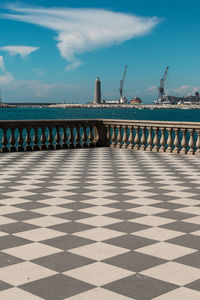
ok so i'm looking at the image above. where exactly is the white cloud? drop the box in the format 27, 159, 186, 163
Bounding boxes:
32, 68, 44, 76
145, 85, 157, 94
0, 46, 39, 58
173, 85, 200, 96
0, 56, 5, 71
2, 4, 160, 69
0, 72, 15, 85
3, 79, 86, 101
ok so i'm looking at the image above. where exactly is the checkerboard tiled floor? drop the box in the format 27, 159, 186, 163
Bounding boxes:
0, 148, 200, 299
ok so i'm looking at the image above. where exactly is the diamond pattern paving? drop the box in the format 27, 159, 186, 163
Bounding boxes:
0, 148, 200, 299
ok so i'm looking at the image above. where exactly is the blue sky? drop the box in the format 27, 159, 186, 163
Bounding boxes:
0, 0, 200, 103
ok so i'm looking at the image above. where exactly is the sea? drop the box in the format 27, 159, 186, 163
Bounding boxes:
0, 107, 200, 122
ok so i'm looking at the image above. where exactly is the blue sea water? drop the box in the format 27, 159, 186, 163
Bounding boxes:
0, 107, 200, 122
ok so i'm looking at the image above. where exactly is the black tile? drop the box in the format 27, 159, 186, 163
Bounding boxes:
20, 274, 94, 300
103, 274, 177, 299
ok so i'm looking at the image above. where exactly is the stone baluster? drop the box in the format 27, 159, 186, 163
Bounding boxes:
166, 128, 173, 153
122, 126, 128, 148
159, 128, 166, 152
2, 128, 8, 152
69, 125, 75, 148
93, 125, 99, 146
106, 125, 111, 147
146, 127, 153, 151
33, 127, 40, 151
140, 127, 147, 151
195, 129, 200, 156
63, 125, 68, 149
18, 127, 24, 151
48, 126, 54, 150
88, 125, 95, 147
41, 126, 47, 150
76, 125, 82, 148
152, 127, 159, 152
128, 125, 134, 149
133, 126, 140, 150
25, 127, 32, 151
10, 127, 16, 152
111, 125, 117, 148
55, 126, 61, 149
180, 128, 187, 155
188, 129, 194, 155
173, 128, 180, 153
116, 125, 122, 148
82, 125, 88, 148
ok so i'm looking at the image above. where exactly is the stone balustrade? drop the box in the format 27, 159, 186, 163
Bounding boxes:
102, 119, 200, 156
0, 119, 200, 155
0, 120, 101, 152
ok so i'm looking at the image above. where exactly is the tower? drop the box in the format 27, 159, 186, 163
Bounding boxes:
94, 77, 101, 104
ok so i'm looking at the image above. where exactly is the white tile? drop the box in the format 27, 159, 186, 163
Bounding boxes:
154, 287, 200, 300
141, 262, 200, 285
42, 191, 76, 197
175, 206, 200, 215
2, 191, 36, 198
82, 199, 117, 206
132, 227, 184, 241
77, 216, 122, 227
3, 242, 62, 260
11, 184, 40, 191
0, 231, 8, 237
80, 206, 119, 216
0, 216, 16, 225
65, 262, 133, 285
169, 199, 200, 206
0, 261, 56, 285
38, 198, 74, 205
65, 287, 134, 300
32, 206, 72, 216
14, 228, 66, 241
0, 206, 24, 215
0, 287, 44, 300
69, 242, 129, 260
136, 242, 196, 260
84, 191, 117, 198
73, 228, 125, 241
183, 216, 200, 225
131, 216, 174, 226
124, 191, 157, 198
0, 198, 30, 205
127, 206, 167, 215
164, 191, 197, 198
126, 198, 161, 205
25, 216, 69, 227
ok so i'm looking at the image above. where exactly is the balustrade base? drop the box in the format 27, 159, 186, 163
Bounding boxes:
166, 148, 173, 153
116, 144, 121, 148
180, 149, 187, 155
188, 150, 194, 155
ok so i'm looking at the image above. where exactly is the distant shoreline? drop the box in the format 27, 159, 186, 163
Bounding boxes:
1, 103, 200, 110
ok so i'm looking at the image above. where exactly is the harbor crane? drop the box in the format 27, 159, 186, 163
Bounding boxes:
119, 65, 127, 104
157, 66, 169, 104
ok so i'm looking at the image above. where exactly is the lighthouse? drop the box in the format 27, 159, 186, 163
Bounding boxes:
94, 77, 101, 104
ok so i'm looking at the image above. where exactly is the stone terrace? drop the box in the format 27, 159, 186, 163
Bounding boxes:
0, 148, 200, 299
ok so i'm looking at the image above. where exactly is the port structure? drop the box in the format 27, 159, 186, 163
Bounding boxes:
119, 65, 127, 104
157, 66, 169, 104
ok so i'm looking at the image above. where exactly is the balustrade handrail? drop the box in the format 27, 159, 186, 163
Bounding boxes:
101, 119, 200, 129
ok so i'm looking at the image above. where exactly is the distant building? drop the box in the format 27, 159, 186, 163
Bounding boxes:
130, 97, 142, 104
102, 100, 120, 104
94, 77, 101, 104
